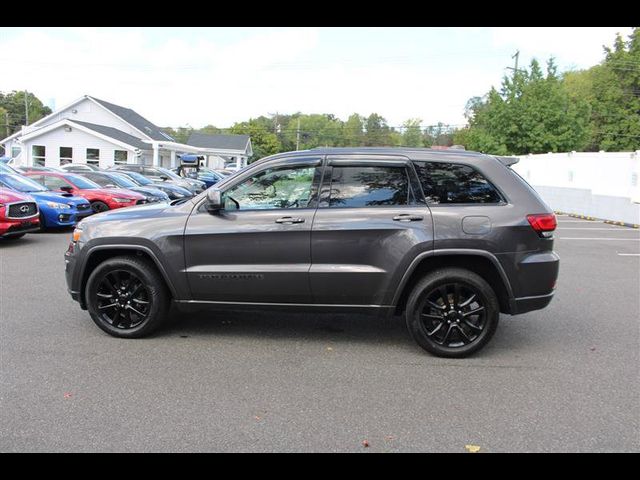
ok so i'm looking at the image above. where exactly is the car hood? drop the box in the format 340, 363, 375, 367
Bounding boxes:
0, 187, 34, 204
130, 186, 167, 197
152, 183, 192, 196
83, 188, 145, 199
28, 191, 88, 205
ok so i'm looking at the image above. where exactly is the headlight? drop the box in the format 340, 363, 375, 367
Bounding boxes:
46, 201, 71, 209
72, 223, 84, 242
113, 198, 133, 203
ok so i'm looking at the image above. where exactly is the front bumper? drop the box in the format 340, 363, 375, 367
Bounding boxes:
1, 219, 40, 237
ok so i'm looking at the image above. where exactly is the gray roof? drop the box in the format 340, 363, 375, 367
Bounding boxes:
186, 132, 250, 151
72, 121, 151, 150
89, 96, 175, 142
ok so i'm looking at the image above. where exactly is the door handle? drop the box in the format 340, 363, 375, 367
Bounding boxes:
275, 216, 305, 224
393, 214, 424, 222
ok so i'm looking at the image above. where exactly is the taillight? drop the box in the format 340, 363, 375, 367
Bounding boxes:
527, 213, 557, 237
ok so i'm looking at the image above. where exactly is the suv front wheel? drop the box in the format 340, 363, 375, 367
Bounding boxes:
85, 255, 170, 338
405, 268, 499, 358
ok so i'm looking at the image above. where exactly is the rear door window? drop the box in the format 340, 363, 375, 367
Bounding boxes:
322, 165, 415, 208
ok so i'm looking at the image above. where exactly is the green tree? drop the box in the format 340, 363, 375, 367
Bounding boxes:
364, 113, 392, 146
343, 113, 365, 146
230, 118, 280, 161
402, 118, 423, 147
0, 90, 52, 136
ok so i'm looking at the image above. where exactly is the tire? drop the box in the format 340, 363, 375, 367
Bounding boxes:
405, 268, 499, 358
85, 255, 170, 338
39, 213, 47, 231
91, 201, 109, 213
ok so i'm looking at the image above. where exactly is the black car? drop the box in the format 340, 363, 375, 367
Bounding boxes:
66, 148, 559, 357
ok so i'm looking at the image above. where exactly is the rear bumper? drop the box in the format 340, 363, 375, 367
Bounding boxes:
509, 291, 555, 315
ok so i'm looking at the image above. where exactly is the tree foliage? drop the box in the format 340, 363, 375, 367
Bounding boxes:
0, 91, 52, 138
461, 28, 639, 154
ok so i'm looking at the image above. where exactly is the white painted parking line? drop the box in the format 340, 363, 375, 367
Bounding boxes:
557, 237, 640, 241
556, 220, 602, 223
557, 227, 638, 231
617, 253, 640, 256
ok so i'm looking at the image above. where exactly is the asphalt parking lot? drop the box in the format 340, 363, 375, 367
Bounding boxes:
1, 216, 638, 452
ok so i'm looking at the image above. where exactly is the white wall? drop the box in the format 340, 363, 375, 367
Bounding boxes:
21, 125, 138, 169
513, 151, 640, 225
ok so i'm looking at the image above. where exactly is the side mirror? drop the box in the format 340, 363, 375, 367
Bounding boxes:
205, 188, 223, 214
160, 175, 168, 181
60, 185, 73, 193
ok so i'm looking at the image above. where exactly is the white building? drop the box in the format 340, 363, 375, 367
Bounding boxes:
0, 95, 252, 170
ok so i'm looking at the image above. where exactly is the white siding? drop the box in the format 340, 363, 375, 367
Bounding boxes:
21, 125, 138, 169
27, 98, 148, 139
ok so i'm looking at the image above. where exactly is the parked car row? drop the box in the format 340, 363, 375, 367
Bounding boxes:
0, 158, 230, 242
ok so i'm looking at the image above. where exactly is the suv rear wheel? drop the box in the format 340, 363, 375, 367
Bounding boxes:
405, 268, 499, 358
85, 255, 169, 338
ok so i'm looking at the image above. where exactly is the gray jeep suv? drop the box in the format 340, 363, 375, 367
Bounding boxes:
65, 148, 559, 357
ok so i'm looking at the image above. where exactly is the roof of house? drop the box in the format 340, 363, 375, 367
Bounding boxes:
72, 121, 151, 150
88, 96, 175, 142
186, 132, 251, 151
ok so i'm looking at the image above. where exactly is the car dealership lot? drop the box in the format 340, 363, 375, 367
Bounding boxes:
1, 216, 638, 452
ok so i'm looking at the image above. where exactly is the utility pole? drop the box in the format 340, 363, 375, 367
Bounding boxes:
296, 118, 301, 151
24, 90, 29, 126
5, 111, 9, 138
506, 50, 522, 81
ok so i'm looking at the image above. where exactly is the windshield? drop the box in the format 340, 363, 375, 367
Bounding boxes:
107, 174, 138, 188
157, 167, 183, 181
65, 174, 100, 189
0, 174, 48, 192
123, 171, 151, 186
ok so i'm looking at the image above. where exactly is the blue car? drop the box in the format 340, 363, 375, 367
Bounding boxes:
0, 173, 93, 228
0, 162, 20, 174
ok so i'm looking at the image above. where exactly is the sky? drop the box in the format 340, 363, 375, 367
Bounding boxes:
0, 27, 633, 130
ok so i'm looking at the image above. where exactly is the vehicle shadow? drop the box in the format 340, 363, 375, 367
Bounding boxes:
161, 307, 414, 350
159, 307, 541, 356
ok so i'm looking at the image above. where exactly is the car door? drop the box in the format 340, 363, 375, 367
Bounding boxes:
310, 156, 434, 306
184, 156, 323, 304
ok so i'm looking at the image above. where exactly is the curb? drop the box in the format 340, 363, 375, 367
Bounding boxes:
554, 211, 640, 229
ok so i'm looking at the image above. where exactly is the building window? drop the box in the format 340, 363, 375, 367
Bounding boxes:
32, 145, 46, 166
59, 147, 73, 165
86, 148, 100, 166
114, 150, 128, 165
568, 171, 574, 182
11, 146, 21, 158
632, 173, 638, 187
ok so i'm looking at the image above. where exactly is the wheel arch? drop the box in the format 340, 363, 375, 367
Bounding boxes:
392, 250, 514, 315
78, 245, 177, 309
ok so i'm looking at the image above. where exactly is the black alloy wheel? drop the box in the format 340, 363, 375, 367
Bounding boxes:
405, 268, 499, 358
85, 256, 169, 338
95, 269, 151, 330
418, 283, 487, 348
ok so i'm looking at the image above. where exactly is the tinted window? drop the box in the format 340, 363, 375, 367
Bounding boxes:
42, 175, 71, 190
224, 165, 318, 210
413, 162, 503, 204
325, 166, 411, 208
64, 175, 100, 189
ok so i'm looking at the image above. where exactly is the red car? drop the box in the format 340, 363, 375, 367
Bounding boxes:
0, 187, 40, 239
25, 172, 146, 213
